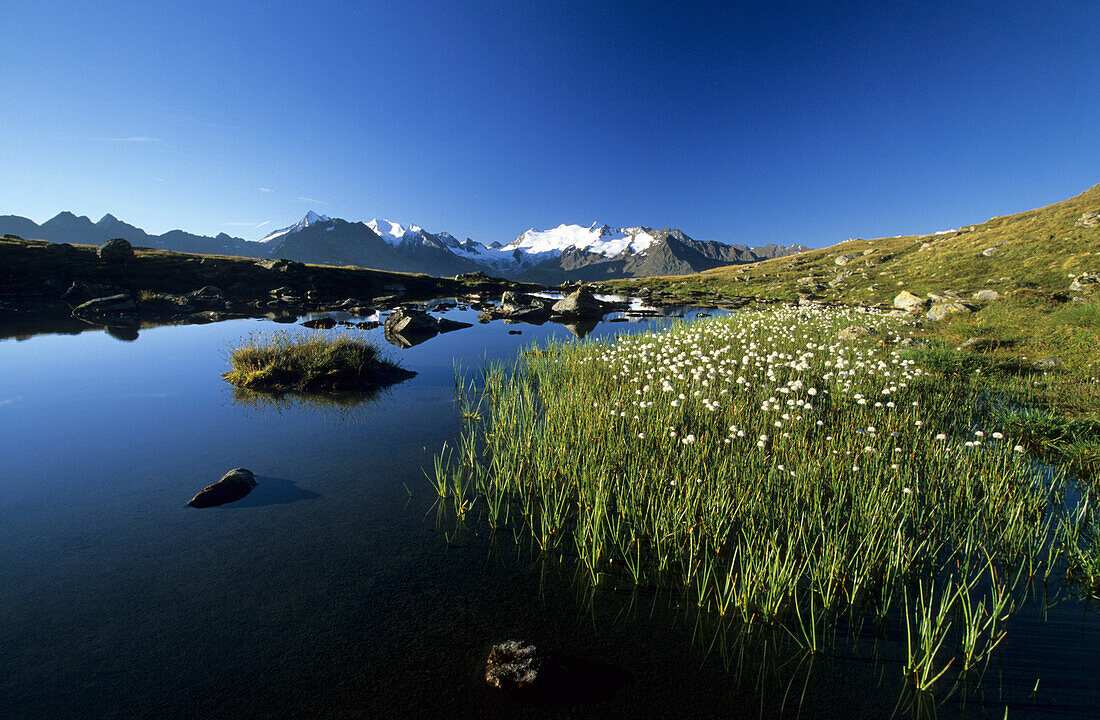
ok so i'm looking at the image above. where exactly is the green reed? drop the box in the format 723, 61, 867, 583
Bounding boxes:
437, 305, 1100, 693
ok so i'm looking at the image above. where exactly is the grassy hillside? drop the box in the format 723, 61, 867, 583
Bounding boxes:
603, 184, 1100, 419
606, 183, 1100, 305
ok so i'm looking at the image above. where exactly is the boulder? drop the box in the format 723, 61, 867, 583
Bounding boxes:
62, 280, 128, 306
71, 294, 138, 321
1070, 272, 1099, 292
897, 337, 927, 349
926, 302, 972, 321
551, 286, 606, 318
301, 317, 337, 329
835, 253, 861, 266
828, 271, 853, 287
384, 307, 437, 335
838, 325, 876, 341
97, 238, 135, 264
1074, 212, 1100, 228
972, 289, 1001, 301
981, 247, 999, 257
893, 291, 930, 311
256, 258, 303, 273
187, 468, 257, 508
485, 641, 542, 691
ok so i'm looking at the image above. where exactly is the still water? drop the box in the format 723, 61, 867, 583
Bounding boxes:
1, 305, 1099, 719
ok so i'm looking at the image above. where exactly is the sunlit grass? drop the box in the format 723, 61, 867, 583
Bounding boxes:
223, 330, 411, 391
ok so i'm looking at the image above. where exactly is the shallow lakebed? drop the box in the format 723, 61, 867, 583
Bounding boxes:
1, 303, 1100, 719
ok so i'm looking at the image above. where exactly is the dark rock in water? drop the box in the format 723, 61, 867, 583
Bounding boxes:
384, 307, 438, 336
455, 270, 492, 281
187, 468, 257, 508
355, 320, 380, 330
437, 317, 473, 333
508, 329, 522, 335
301, 317, 337, 329
97, 238, 135, 264
550, 286, 607, 318
607, 317, 628, 322
485, 641, 542, 691
62, 280, 128, 306
72, 294, 138, 323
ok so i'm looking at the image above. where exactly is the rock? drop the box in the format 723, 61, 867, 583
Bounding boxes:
508, 329, 522, 335
919, 243, 932, 251
383, 307, 438, 335
835, 253, 861, 266
551, 286, 608, 318
828, 271, 853, 287
97, 238, 135, 264
436, 317, 473, 333
838, 325, 876, 341
485, 641, 542, 691
959, 337, 999, 352
301, 317, 337, 329
1075, 212, 1100, 228
455, 270, 492, 281
897, 337, 926, 349
62, 280, 128, 306
355, 320, 380, 330
71, 294, 138, 321
187, 468, 257, 508
256, 258, 303, 273
926, 302, 972, 321
1034, 356, 1063, 370
972, 289, 1000, 301
893, 291, 930, 311
1070, 272, 1099, 292
981, 247, 999, 257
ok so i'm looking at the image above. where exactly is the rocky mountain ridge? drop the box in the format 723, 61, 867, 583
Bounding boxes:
0, 211, 807, 281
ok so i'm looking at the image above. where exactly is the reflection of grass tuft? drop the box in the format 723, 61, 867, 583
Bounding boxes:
223, 330, 414, 391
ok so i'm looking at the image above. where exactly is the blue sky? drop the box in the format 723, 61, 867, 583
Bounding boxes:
1, 1, 1097, 247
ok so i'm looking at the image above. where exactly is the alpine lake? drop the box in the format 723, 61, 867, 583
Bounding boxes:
2, 298, 1100, 720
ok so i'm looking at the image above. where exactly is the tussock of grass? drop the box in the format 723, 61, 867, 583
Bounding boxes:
223, 330, 413, 391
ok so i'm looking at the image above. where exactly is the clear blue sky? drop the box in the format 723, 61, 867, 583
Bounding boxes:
1, 0, 1097, 247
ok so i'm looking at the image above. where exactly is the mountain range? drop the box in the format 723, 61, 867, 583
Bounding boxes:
0, 210, 807, 281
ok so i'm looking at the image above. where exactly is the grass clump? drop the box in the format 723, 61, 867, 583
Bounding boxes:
223, 330, 413, 392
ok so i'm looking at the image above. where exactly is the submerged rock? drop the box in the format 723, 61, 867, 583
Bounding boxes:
72, 293, 138, 323
301, 317, 337, 329
187, 468, 257, 508
485, 641, 542, 691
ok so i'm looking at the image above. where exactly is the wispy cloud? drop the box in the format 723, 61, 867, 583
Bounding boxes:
98, 136, 163, 143
259, 187, 274, 193
225, 221, 271, 230
298, 196, 331, 206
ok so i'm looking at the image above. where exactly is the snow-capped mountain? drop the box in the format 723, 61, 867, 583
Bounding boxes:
259, 210, 331, 244
0, 210, 807, 281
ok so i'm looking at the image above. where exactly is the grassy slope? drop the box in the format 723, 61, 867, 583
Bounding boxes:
604, 184, 1100, 414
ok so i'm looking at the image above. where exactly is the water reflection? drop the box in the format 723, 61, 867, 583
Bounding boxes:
229, 384, 394, 420
218, 475, 321, 508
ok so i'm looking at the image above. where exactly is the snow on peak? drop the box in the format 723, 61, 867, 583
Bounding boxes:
259, 211, 331, 243
505, 223, 656, 258
367, 218, 426, 246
